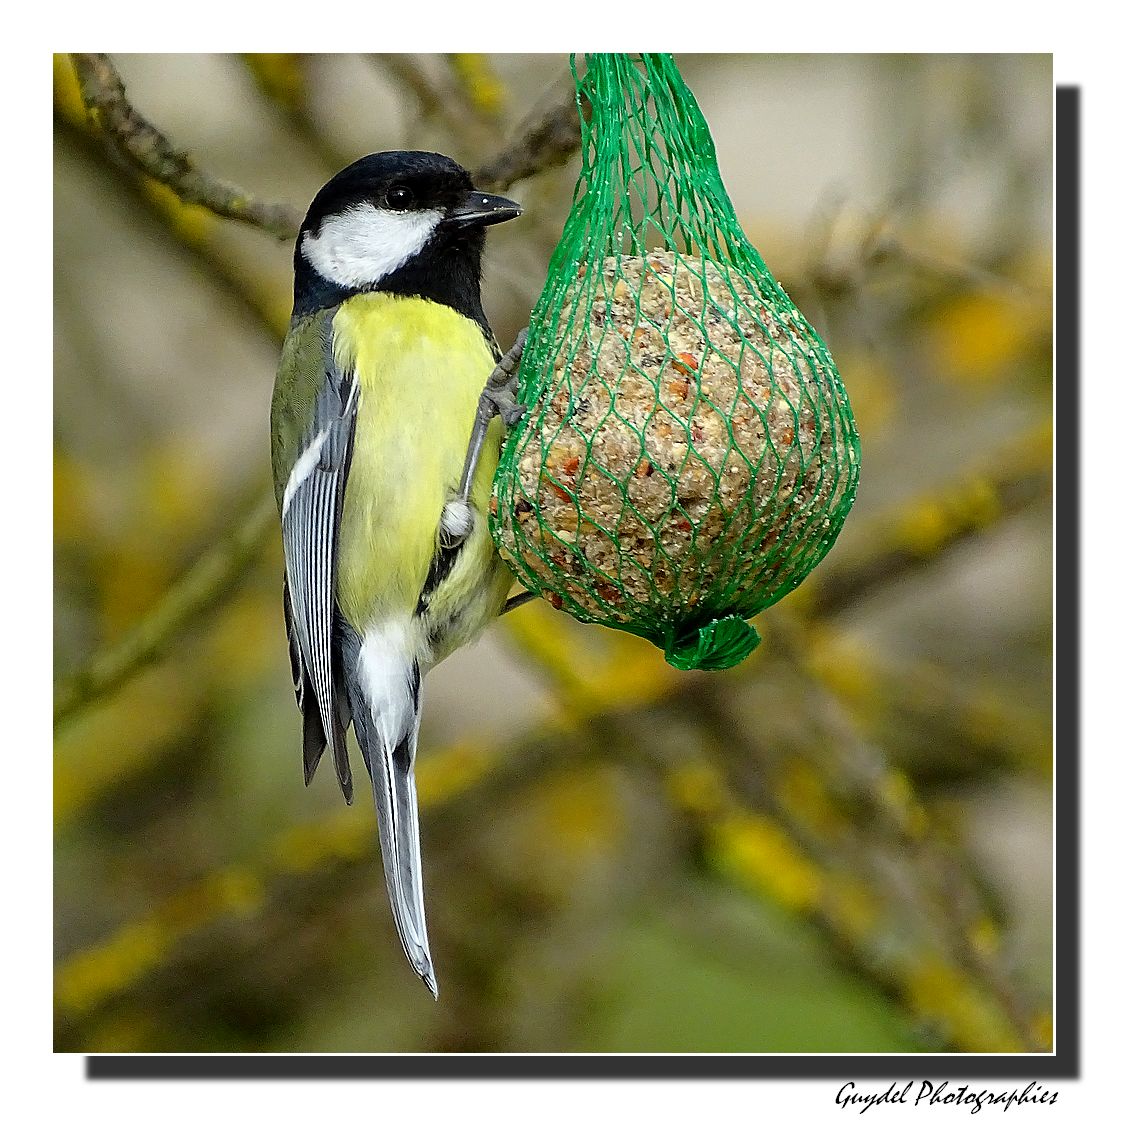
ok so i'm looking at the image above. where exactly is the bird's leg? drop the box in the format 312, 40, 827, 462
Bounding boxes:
501, 590, 537, 615
439, 327, 530, 550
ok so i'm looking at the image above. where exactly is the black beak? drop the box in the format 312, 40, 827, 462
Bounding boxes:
447, 190, 523, 228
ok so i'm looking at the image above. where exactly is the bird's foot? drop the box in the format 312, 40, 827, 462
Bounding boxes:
443, 328, 532, 553
482, 326, 529, 429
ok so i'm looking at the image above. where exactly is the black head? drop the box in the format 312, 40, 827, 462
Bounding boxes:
292, 151, 522, 324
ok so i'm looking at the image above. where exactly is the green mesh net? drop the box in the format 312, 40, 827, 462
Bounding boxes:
490, 53, 860, 671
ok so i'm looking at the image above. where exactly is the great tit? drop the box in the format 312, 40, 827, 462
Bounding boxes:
270, 151, 524, 997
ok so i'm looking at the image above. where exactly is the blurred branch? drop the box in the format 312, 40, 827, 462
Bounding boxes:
662, 746, 1040, 1052
371, 54, 483, 151
70, 53, 302, 241
802, 422, 1051, 618
501, 610, 1044, 1051
53, 604, 686, 1028
871, 234, 1045, 303
54, 639, 670, 1021
803, 632, 1051, 781
55, 62, 291, 343
805, 202, 1047, 308
50, 415, 1049, 757
241, 54, 353, 174
53, 496, 278, 732
753, 613, 1042, 1046
57, 590, 1048, 1050
474, 78, 585, 193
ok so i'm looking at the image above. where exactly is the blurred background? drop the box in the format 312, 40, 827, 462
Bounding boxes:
53, 53, 1053, 1053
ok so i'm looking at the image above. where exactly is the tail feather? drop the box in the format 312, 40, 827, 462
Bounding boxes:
342, 620, 437, 997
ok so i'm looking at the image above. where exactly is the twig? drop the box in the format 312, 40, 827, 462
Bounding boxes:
70, 53, 302, 241
371, 54, 584, 191
474, 78, 585, 193
371, 54, 482, 153
53, 496, 278, 732
804, 424, 1051, 619
241, 54, 354, 174
870, 235, 1046, 303
55, 104, 290, 345
53, 643, 669, 1021
67, 51, 583, 256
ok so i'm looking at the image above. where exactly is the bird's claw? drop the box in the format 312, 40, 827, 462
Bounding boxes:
483, 327, 529, 431
480, 385, 528, 430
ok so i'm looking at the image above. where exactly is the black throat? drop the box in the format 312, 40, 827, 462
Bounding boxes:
291, 227, 493, 339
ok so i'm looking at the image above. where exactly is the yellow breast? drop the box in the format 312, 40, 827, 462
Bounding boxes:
331, 293, 511, 646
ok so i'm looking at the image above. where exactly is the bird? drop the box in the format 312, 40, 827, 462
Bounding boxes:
270, 151, 525, 997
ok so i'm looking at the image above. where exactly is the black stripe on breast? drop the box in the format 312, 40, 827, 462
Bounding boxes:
414, 542, 463, 618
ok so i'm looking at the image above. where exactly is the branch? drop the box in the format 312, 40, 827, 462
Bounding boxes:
242, 54, 354, 174
55, 105, 289, 345
57, 593, 1046, 1050
493, 624, 1039, 1051
53, 496, 278, 732
68, 51, 582, 258
474, 78, 585, 193
665, 750, 1040, 1052
371, 54, 483, 153
804, 423, 1051, 618
53, 642, 671, 1021
502, 609, 1042, 1051
70, 53, 302, 241
742, 613, 1043, 1047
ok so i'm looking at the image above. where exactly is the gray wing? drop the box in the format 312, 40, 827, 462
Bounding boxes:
281, 323, 359, 803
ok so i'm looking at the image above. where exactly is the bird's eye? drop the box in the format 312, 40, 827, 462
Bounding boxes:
384, 184, 415, 210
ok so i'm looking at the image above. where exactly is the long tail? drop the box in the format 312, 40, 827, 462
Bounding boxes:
340, 619, 437, 998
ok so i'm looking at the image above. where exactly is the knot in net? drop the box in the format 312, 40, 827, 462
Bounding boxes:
490, 53, 860, 670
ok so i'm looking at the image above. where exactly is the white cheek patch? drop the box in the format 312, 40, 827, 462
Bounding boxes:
301, 204, 444, 288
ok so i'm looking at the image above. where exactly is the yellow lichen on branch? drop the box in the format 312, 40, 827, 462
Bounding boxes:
447, 54, 508, 121
69, 53, 302, 241
53, 496, 279, 731
798, 421, 1051, 618
663, 754, 1033, 1053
